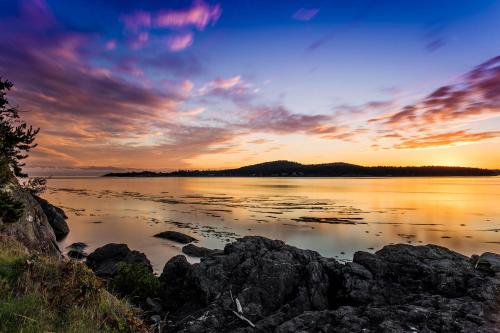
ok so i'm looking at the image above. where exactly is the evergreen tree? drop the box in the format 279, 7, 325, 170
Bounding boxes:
0, 78, 39, 179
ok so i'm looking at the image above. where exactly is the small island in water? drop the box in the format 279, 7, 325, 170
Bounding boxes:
104, 160, 500, 177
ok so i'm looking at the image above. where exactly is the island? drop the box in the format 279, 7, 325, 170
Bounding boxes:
104, 160, 499, 177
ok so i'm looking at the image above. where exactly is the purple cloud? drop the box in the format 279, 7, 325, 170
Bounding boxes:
155, 1, 222, 30
167, 32, 194, 51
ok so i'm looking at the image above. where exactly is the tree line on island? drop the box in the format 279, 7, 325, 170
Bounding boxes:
104, 160, 499, 177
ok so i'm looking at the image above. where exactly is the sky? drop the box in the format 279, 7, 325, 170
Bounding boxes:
0, 0, 499, 175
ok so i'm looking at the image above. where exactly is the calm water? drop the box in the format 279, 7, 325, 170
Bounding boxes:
44, 177, 500, 272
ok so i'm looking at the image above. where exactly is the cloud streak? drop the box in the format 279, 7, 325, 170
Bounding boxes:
292, 8, 319, 21
120, 1, 221, 51
155, 1, 221, 30
393, 130, 500, 149
371, 56, 500, 128
167, 32, 194, 51
121, 1, 221, 32
364, 55, 500, 150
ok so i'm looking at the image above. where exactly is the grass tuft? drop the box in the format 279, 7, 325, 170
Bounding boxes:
0, 236, 148, 332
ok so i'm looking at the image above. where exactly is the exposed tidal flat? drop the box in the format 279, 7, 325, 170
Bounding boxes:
42, 176, 500, 272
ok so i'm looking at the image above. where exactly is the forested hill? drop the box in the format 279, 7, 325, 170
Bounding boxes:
103, 160, 499, 177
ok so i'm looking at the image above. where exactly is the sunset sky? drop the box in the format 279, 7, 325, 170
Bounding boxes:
1, 0, 499, 175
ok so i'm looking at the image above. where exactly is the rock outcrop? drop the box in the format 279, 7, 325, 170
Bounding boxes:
159, 236, 500, 333
154, 230, 198, 244
34, 195, 69, 240
182, 244, 223, 257
86, 243, 152, 278
0, 173, 60, 256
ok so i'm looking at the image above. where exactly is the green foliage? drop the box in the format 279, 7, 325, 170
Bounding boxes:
0, 237, 26, 293
0, 78, 39, 178
110, 262, 160, 304
0, 237, 147, 332
0, 191, 24, 223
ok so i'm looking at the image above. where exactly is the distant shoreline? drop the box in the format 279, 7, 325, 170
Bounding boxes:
102, 160, 500, 178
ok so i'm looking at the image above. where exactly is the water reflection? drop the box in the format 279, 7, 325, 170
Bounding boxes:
42, 177, 500, 272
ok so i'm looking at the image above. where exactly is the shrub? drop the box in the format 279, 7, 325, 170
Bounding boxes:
110, 262, 160, 304
21, 176, 47, 196
0, 237, 147, 332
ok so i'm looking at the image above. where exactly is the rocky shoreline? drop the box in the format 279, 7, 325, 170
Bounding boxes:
85, 235, 500, 332
1, 174, 499, 332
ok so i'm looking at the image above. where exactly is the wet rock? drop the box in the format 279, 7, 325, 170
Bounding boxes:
475, 252, 500, 277
86, 243, 152, 278
34, 195, 69, 240
154, 230, 197, 244
160, 236, 340, 332
182, 244, 223, 257
67, 242, 88, 251
67, 249, 87, 259
146, 297, 163, 313
159, 236, 500, 333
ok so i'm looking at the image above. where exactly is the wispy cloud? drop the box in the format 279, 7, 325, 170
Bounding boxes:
129, 32, 149, 49
393, 130, 500, 149
292, 8, 319, 21
121, 1, 221, 50
155, 1, 221, 30
237, 106, 330, 134
370, 56, 500, 129
122, 1, 221, 31
198, 75, 255, 103
167, 32, 194, 51
248, 139, 271, 145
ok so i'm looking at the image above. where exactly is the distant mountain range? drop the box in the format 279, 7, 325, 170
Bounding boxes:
103, 160, 499, 177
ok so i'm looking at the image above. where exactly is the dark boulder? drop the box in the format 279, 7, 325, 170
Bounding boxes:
67, 242, 88, 251
158, 236, 500, 333
67, 249, 87, 259
160, 255, 206, 315
154, 230, 197, 244
34, 195, 69, 240
475, 252, 500, 277
86, 243, 152, 278
182, 244, 223, 258
160, 236, 340, 332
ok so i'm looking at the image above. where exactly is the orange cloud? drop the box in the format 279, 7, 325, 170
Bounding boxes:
393, 130, 500, 149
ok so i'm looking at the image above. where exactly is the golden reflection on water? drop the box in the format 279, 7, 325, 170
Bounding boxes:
43, 177, 500, 272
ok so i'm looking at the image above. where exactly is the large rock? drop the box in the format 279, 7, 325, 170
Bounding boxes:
67, 249, 87, 259
66, 242, 89, 259
34, 195, 69, 240
160, 236, 340, 332
475, 252, 500, 277
86, 243, 152, 278
159, 236, 500, 333
182, 244, 223, 258
0, 173, 60, 256
154, 230, 197, 244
